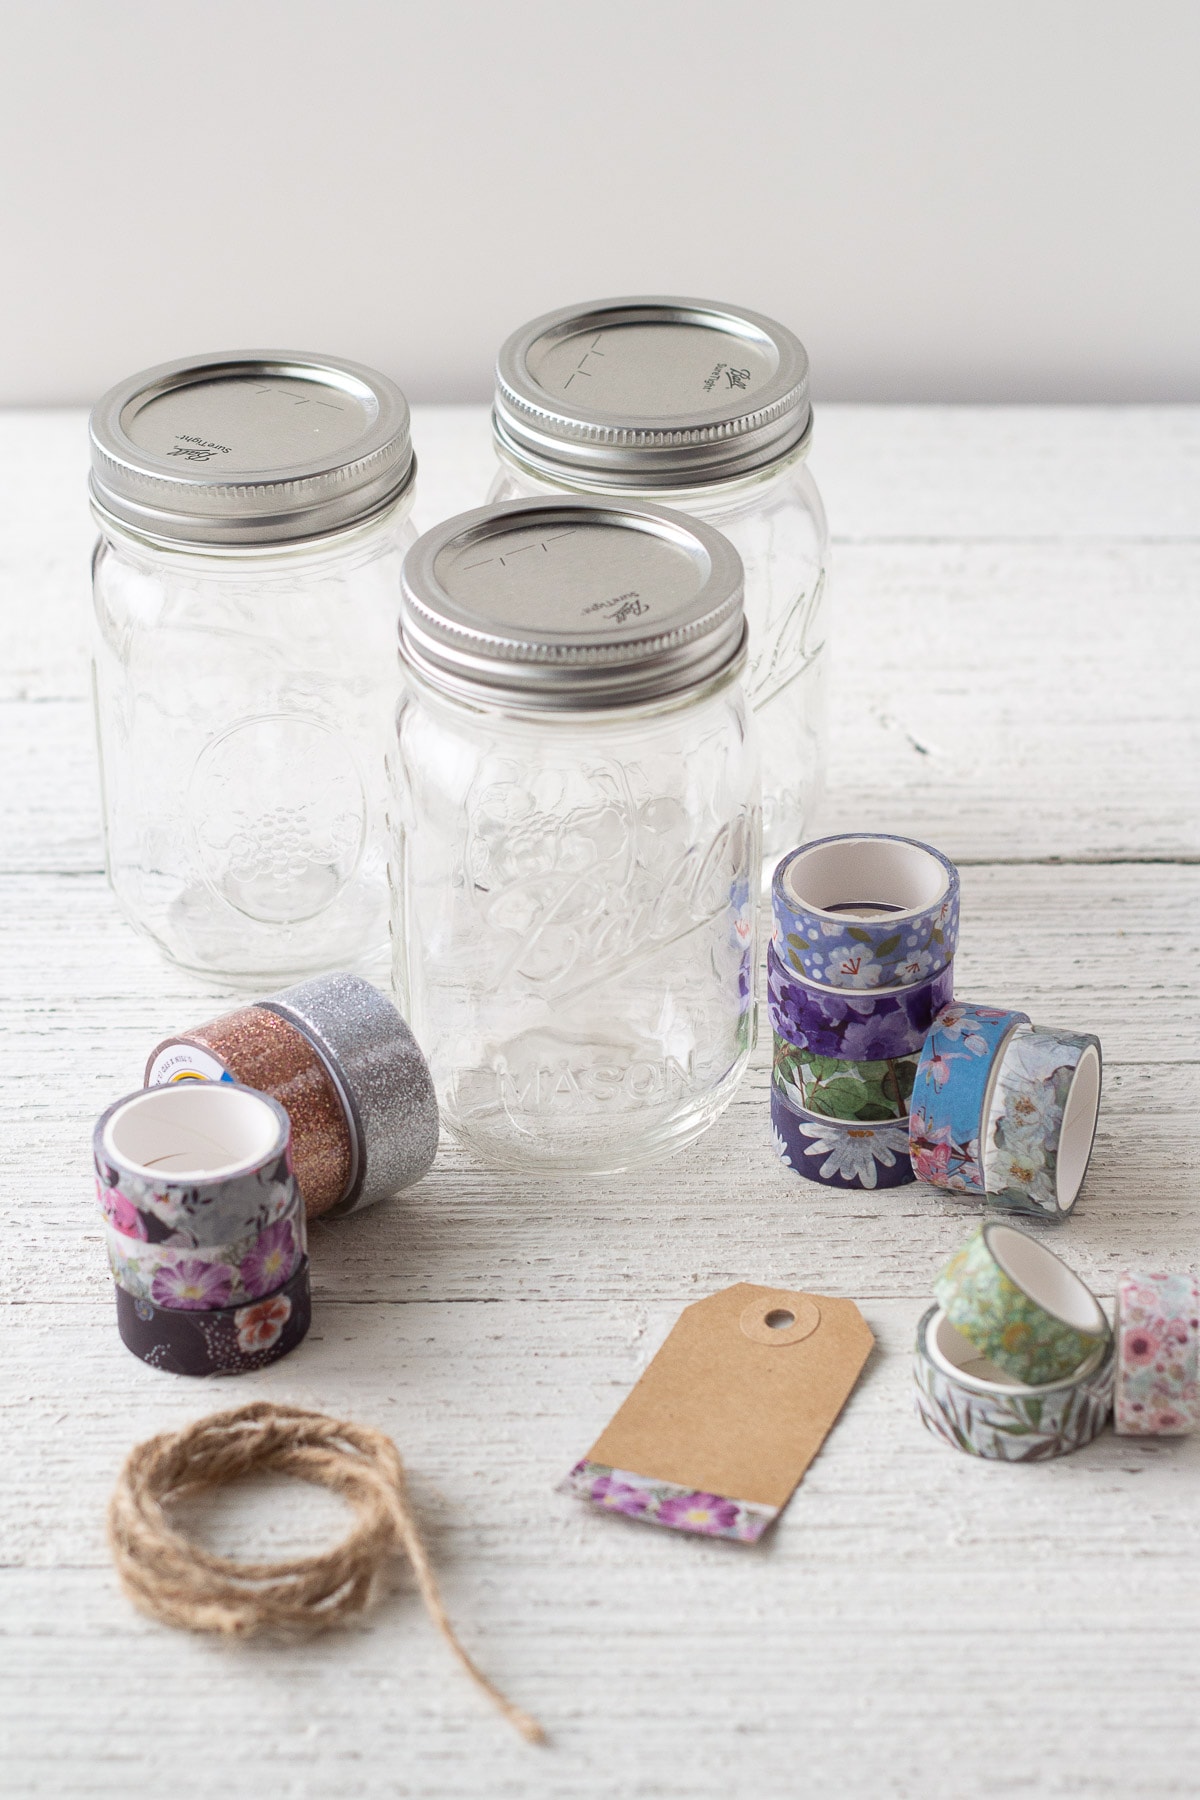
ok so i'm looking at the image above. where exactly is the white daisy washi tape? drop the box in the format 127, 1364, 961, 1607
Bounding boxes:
771, 1075, 915, 1190
1113, 1272, 1200, 1436
913, 1304, 1114, 1461
981, 1026, 1102, 1221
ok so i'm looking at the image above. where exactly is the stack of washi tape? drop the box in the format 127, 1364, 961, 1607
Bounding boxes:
94, 973, 439, 1377
768, 833, 959, 1190
914, 1223, 1200, 1458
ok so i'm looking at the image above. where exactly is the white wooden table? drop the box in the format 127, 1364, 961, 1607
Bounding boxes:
3, 406, 1198, 1799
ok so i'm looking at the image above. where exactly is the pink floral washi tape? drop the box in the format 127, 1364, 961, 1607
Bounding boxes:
1113, 1272, 1200, 1436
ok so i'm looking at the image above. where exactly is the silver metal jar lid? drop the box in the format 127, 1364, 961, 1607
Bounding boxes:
89, 350, 415, 547
493, 296, 811, 489
399, 498, 746, 710
261, 974, 438, 1218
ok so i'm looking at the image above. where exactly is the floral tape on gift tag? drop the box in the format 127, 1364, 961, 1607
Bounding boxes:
96, 1082, 296, 1247
103, 1204, 305, 1310
767, 944, 954, 1063
772, 1039, 920, 1123
772, 833, 959, 990
771, 1070, 915, 1188
560, 1283, 873, 1543
913, 1306, 1113, 1461
908, 1003, 1030, 1195
1113, 1272, 1200, 1436
982, 1027, 1103, 1220
933, 1221, 1109, 1386
114, 1257, 312, 1377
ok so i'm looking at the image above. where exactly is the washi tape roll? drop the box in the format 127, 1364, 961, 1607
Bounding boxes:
767, 944, 954, 1062
114, 1257, 311, 1376
772, 1037, 920, 1122
772, 833, 959, 990
261, 975, 438, 1216
146, 1006, 356, 1220
1113, 1272, 1200, 1436
771, 1077, 915, 1189
103, 1201, 305, 1310
95, 1082, 297, 1247
913, 1305, 1113, 1460
933, 1221, 1109, 1385
982, 1027, 1103, 1220
908, 1003, 1030, 1194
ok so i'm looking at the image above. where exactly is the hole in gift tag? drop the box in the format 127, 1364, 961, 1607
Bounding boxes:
740, 1293, 820, 1347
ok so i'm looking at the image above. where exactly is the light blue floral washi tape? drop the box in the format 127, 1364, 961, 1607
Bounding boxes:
908, 1003, 1030, 1195
981, 1026, 1103, 1220
913, 1305, 1114, 1461
771, 1077, 915, 1190
772, 833, 959, 991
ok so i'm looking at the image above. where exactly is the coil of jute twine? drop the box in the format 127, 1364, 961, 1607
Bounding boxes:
107, 1400, 544, 1744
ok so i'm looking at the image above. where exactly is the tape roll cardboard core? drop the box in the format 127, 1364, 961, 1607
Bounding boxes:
104, 1083, 282, 1180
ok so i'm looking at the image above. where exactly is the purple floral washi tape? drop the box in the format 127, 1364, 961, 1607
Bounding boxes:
113, 1256, 311, 1377
767, 944, 954, 1062
1113, 1272, 1200, 1436
771, 1078, 915, 1190
94, 1081, 297, 1247
772, 833, 959, 991
908, 1004, 1030, 1195
558, 1461, 775, 1543
103, 1204, 305, 1310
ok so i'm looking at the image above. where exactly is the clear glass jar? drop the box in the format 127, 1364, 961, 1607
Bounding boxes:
88, 351, 416, 983
489, 298, 830, 867
389, 498, 761, 1173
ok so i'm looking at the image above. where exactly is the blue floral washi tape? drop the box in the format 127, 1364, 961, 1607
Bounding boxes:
767, 944, 954, 1062
771, 1079, 915, 1190
772, 833, 960, 990
908, 1004, 1030, 1195
913, 1305, 1114, 1462
94, 1081, 296, 1246
982, 1026, 1103, 1220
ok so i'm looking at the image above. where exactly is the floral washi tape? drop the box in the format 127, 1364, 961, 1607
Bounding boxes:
559, 1462, 774, 1543
1113, 1272, 1200, 1436
95, 1082, 296, 1246
113, 1257, 312, 1377
771, 833, 959, 991
933, 1221, 1109, 1386
771, 1075, 915, 1189
767, 944, 954, 1062
982, 1027, 1103, 1221
772, 1038, 920, 1123
908, 1004, 1030, 1195
913, 1305, 1114, 1461
103, 1206, 305, 1310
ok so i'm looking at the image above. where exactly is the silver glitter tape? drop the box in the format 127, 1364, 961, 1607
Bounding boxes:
261, 975, 438, 1215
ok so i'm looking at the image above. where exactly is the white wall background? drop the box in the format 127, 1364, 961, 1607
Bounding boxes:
1, 0, 1197, 405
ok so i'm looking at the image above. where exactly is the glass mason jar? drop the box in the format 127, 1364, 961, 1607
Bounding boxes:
389, 498, 761, 1173
488, 297, 829, 869
89, 351, 417, 983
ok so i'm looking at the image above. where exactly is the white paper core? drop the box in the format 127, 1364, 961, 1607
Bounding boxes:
985, 1222, 1106, 1334
104, 1083, 280, 1179
783, 836, 949, 919
1056, 1043, 1101, 1207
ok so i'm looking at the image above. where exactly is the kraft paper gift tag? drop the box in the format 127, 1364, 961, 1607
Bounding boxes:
559, 1283, 873, 1543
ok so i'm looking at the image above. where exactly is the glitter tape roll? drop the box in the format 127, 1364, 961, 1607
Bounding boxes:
1113, 1272, 1200, 1436
95, 1083, 297, 1246
908, 1003, 1030, 1195
103, 1202, 305, 1310
933, 1221, 1110, 1385
261, 974, 438, 1216
771, 1078, 915, 1190
772, 1036, 920, 1123
981, 1026, 1103, 1221
114, 1256, 311, 1377
767, 944, 954, 1062
146, 1007, 356, 1221
913, 1305, 1113, 1461
772, 833, 959, 990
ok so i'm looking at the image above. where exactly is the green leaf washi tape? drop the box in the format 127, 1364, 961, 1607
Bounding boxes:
932, 1221, 1109, 1385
